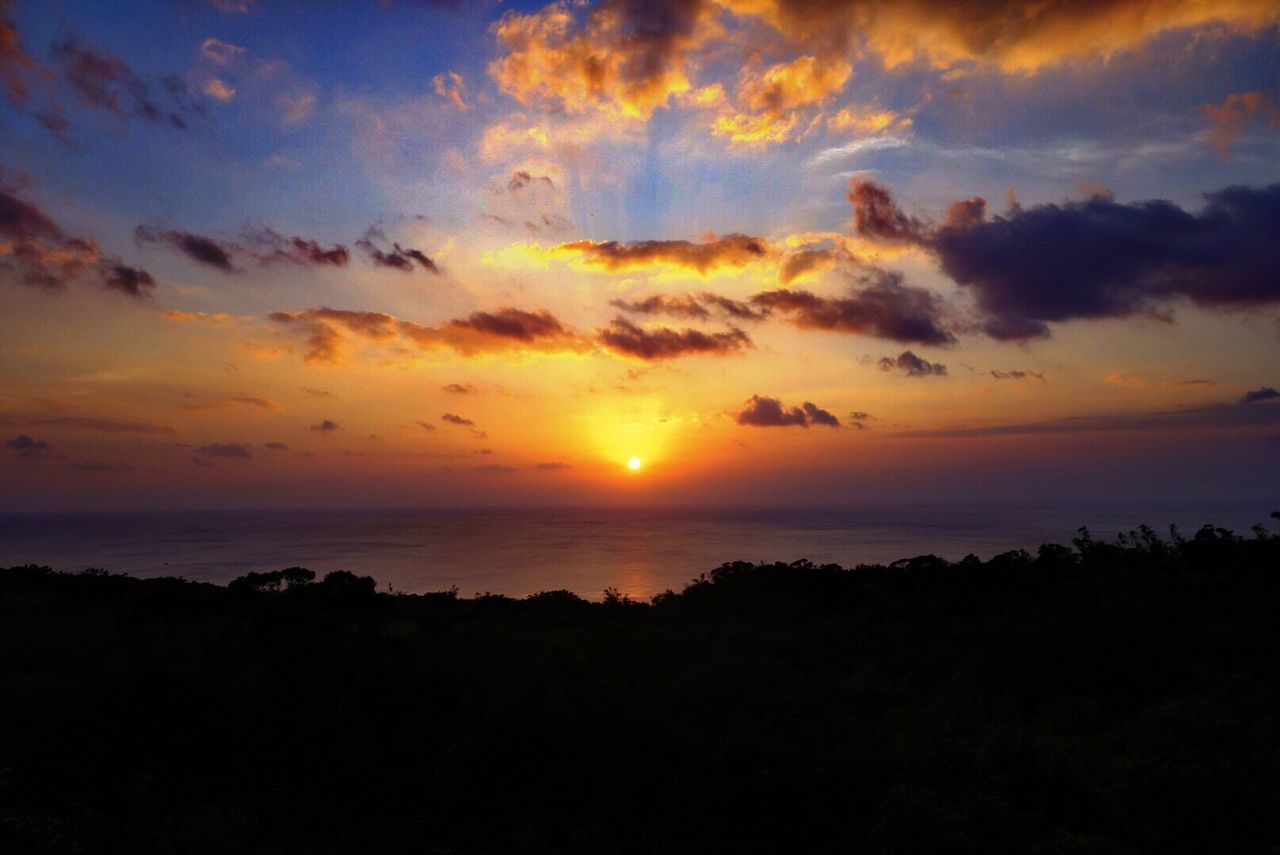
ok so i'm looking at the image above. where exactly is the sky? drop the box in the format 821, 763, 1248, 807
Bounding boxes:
1, 0, 1278, 511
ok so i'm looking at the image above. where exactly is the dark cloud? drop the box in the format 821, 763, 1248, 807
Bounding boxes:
6, 434, 49, 455
507, 171, 554, 192
879, 351, 947, 377
135, 225, 237, 272
415, 420, 436, 431
442, 413, 475, 427
264, 442, 289, 451
196, 442, 251, 459
609, 292, 766, 321
849, 179, 925, 242
558, 234, 767, 274
50, 36, 199, 130
907, 182, 1280, 340
1241, 387, 1280, 404
751, 280, 953, 345
991, 369, 1045, 380
69, 460, 132, 472
536, 461, 571, 470
909, 397, 1280, 439
309, 420, 340, 432
1, 178, 155, 296
448, 308, 564, 341
356, 227, 438, 274
243, 227, 349, 267
802, 401, 840, 427
848, 411, 873, 430
472, 464, 518, 473
101, 265, 156, 296
597, 317, 752, 360
443, 383, 477, 395
272, 305, 586, 363
735, 395, 840, 428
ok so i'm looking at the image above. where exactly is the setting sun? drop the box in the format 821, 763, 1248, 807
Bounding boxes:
628, 457, 643, 471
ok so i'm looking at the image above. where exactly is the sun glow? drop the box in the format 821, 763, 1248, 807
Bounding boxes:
627, 457, 642, 471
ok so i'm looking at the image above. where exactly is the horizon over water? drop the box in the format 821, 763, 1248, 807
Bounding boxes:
2, 501, 1276, 599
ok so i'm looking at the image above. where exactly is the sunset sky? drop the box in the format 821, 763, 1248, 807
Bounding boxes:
2, 0, 1278, 511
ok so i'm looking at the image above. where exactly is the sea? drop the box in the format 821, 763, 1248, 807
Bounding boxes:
1, 503, 1274, 600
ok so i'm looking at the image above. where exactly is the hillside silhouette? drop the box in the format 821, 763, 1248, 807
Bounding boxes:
3, 519, 1280, 853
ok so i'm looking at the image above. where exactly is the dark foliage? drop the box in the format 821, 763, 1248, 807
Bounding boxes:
3, 520, 1280, 853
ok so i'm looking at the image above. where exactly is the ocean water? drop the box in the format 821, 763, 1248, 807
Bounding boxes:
1, 504, 1274, 599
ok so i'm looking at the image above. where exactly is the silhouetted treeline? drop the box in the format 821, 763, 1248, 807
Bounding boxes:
3, 519, 1280, 854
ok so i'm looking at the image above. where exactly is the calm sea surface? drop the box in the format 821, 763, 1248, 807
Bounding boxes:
1, 504, 1274, 599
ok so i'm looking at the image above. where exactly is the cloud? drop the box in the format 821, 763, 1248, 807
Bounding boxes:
209, 0, 256, 12
1241, 387, 1280, 404
194, 36, 317, 127
735, 395, 840, 428
734, 0, 1279, 73
536, 461, 571, 470
441, 413, 475, 427
555, 234, 767, 274
712, 54, 852, 146
415, 420, 436, 431
136, 224, 348, 273
849, 179, 926, 242
855, 181, 1280, 340
264, 442, 289, 450
1202, 92, 1280, 158
487, 0, 717, 124
929, 183, 1280, 340
69, 460, 132, 472
50, 35, 201, 130
443, 383, 477, 394
271, 305, 589, 364
879, 350, 947, 377
432, 70, 469, 110
609, 292, 766, 321
243, 227, 349, 267
908, 396, 1280, 439
197, 442, 252, 459
507, 170, 553, 192
597, 316, 752, 360
6, 434, 49, 455
750, 279, 954, 345
180, 394, 281, 411
356, 227, 438, 274
991, 369, 1045, 380
135, 226, 237, 272
779, 248, 836, 284
309, 420, 340, 432
1, 177, 156, 297
472, 464, 518, 473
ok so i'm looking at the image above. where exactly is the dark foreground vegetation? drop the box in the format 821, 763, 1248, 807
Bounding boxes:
4, 520, 1280, 854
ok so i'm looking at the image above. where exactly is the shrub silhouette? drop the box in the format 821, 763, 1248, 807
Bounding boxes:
2, 516, 1280, 854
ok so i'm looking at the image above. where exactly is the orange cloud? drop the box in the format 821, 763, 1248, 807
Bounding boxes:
725, 0, 1279, 72
553, 234, 768, 273
1202, 91, 1280, 158
269, 306, 590, 364
488, 0, 719, 123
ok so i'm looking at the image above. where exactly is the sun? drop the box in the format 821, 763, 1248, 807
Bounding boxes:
627, 456, 642, 471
